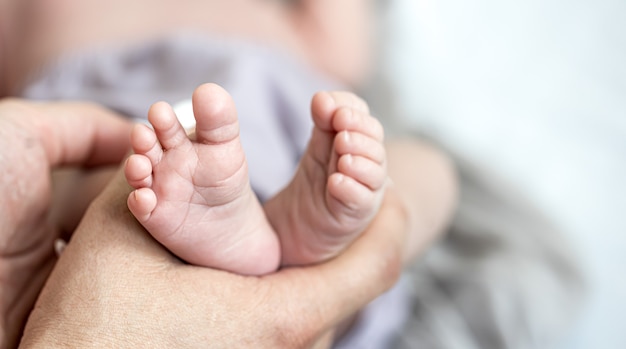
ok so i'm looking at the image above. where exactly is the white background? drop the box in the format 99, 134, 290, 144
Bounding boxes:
378, 0, 626, 348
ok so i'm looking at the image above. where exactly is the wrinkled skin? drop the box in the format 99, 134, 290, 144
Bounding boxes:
0, 99, 131, 348
20, 166, 407, 348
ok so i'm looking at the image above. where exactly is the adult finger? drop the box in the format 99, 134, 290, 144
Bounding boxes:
21, 169, 408, 348
37, 101, 132, 167
265, 189, 409, 346
6, 99, 133, 167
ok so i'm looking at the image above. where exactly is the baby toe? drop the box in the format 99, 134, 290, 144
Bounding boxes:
131, 123, 162, 166
327, 173, 379, 218
326, 91, 370, 114
148, 101, 191, 151
337, 154, 387, 191
334, 131, 386, 165
127, 187, 158, 223
124, 154, 153, 189
191, 83, 240, 145
333, 108, 384, 142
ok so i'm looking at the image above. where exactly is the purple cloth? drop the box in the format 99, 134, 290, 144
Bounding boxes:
21, 34, 410, 348
23, 34, 326, 200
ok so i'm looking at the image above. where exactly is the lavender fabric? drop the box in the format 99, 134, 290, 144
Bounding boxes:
21, 34, 409, 348
24, 34, 320, 201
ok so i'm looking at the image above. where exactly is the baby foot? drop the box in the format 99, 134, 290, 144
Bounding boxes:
266, 91, 387, 265
124, 83, 280, 275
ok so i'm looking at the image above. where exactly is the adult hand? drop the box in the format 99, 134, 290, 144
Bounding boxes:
20, 167, 409, 349
0, 99, 131, 349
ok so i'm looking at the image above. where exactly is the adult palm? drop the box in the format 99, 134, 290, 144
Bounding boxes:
0, 99, 131, 349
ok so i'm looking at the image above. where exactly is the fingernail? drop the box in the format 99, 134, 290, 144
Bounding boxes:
54, 239, 67, 256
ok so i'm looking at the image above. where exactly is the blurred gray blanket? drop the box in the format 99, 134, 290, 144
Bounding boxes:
389, 154, 584, 349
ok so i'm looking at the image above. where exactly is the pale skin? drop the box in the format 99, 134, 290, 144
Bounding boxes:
0, 0, 458, 346
124, 83, 387, 274
0, 97, 456, 348
267, 89, 388, 266
21, 166, 411, 349
0, 99, 132, 349
0, 0, 372, 96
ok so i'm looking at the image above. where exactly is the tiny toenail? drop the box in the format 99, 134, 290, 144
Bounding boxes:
343, 131, 351, 143
336, 173, 345, 184
326, 91, 337, 109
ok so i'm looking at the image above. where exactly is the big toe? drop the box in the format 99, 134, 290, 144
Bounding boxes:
192, 83, 240, 145
311, 91, 370, 132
